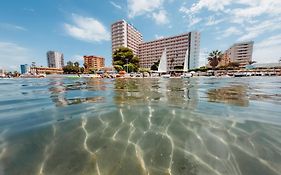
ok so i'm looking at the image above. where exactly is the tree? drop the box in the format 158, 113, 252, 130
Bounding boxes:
207, 50, 223, 70
123, 63, 137, 73
74, 62, 80, 67
112, 47, 139, 73
139, 68, 150, 73
151, 60, 160, 71
13, 71, 20, 77
80, 67, 85, 73
31, 62, 36, 68
248, 60, 256, 65
228, 62, 240, 68
67, 61, 73, 66
113, 65, 123, 72
89, 68, 98, 74
63, 61, 82, 74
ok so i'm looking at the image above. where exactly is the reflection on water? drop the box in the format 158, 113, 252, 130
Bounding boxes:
48, 79, 109, 107
207, 85, 249, 107
114, 78, 198, 109
0, 77, 281, 175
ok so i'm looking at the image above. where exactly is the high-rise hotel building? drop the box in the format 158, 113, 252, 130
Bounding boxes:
111, 20, 200, 70
225, 41, 254, 67
47, 51, 64, 68
140, 32, 200, 70
111, 20, 143, 56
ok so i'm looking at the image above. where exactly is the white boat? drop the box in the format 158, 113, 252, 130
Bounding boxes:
181, 73, 192, 78
80, 74, 93, 78
161, 74, 171, 78
158, 48, 170, 78
181, 47, 192, 78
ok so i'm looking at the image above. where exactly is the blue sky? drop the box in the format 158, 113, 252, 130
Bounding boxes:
1, 0, 281, 71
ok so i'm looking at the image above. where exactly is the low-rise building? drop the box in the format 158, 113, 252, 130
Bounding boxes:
84, 56, 105, 72
30, 67, 63, 74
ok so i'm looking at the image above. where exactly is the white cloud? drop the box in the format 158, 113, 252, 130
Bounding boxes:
0, 23, 27, 31
128, 0, 165, 18
155, 34, 164, 39
218, 27, 242, 39
152, 10, 169, 25
237, 17, 281, 41
180, 0, 232, 15
255, 34, 281, 48
189, 17, 202, 27
64, 14, 110, 42
0, 42, 32, 71
206, 16, 224, 26
253, 34, 281, 63
180, 0, 281, 27
127, 0, 169, 25
253, 45, 281, 63
179, 0, 281, 64
23, 8, 35, 12
110, 1, 122, 9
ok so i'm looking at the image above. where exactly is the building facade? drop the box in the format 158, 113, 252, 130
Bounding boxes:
225, 41, 254, 67
20, 64, 29, 74
84, 56, 105, 72
30, 67, 63, 74
218, 53, 231, 67
111, 20, 200, 71
111, 20, 143, 56
47, 51, 64, 68
139, 32, 200, 70
0, 69, 5, 77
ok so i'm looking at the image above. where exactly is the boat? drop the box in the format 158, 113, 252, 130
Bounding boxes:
80, 74, 93, 78
234, 72, 247, 77
158, 48, 170, 78
181, 73, 192, 78
20, 74, 46, 78
161, 74, 171, 78
66, 75, 81, 79
181, 47, 192, 78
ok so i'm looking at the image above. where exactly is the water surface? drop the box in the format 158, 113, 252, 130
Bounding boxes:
0, 77, 281, 175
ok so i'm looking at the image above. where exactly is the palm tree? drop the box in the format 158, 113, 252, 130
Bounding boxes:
207, 50, 223, 70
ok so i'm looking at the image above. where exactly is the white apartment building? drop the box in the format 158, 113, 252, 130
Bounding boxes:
225, 41, 254, 67
47, 51, 64, 68
111, 20, 200, 70
0, 69, 5, 77
111, 20, 143, 56
139, 32, 200, 70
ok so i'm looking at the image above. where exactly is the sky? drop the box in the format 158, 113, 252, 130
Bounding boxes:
0, 0, 281, 71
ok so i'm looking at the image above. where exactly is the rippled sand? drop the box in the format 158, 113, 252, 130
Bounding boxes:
0, 77, 281, 175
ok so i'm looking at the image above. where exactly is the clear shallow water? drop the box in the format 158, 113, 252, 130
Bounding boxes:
0, 77, 281, 175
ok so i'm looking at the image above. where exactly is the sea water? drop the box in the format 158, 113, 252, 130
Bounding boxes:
0, 77, 281, 175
